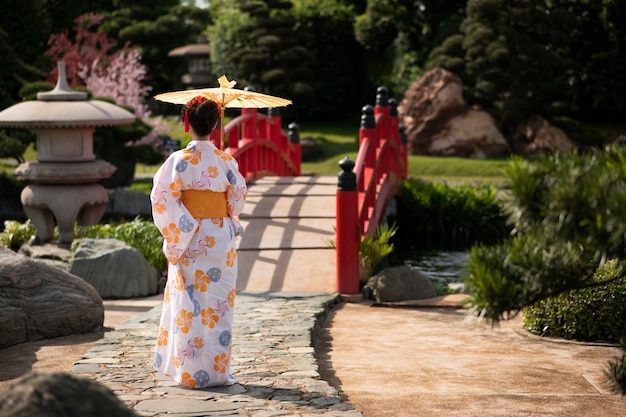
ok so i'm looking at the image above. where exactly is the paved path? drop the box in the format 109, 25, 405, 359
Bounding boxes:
70, 293, 362, 417
1, 175, 624, 416
237, 176, 337, 293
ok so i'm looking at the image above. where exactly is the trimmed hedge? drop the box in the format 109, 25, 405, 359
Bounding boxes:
524, 261, 626, 343
393, 178, 509, 251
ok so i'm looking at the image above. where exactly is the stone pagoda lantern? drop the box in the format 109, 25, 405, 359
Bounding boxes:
0, 62, 135, 244
168, 34, 212, 88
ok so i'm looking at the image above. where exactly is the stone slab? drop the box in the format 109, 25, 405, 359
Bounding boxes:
247, 175, 338, 196
238, 217, 335, 250
236, 248, 336, 293
241, 194, 336, 218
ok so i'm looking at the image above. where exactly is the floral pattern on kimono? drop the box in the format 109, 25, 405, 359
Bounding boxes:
150, 140, 246, 388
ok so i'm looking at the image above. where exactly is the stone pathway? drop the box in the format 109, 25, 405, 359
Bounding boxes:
72, 292, 363, 417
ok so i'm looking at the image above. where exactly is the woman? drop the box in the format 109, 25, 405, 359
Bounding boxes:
150, 96, 247, 388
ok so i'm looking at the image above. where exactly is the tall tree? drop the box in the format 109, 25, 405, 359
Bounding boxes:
291, 0, 368, 121
228, 0, 314, 121
353, 0, 466, 95
427, 0, 577, 135
100, 1, 212, 95
549, 0, 626, 123
0, 0, 50, 105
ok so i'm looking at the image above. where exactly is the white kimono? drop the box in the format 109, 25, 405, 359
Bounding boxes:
150, 140, 246, 388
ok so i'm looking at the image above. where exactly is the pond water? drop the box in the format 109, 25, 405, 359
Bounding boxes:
403, 250, 469, 286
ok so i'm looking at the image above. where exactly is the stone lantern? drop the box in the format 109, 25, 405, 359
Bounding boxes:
168, 34, 212, 88
0, 62, 135, 244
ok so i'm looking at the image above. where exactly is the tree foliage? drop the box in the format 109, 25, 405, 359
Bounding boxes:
354, 0, 466, 95
291, 0, 369, 121
426, 0, 626, 129
549, 0, 626, 122
428, 0, 577, 134
465, 146, 626, 321
103, 1, 212, 95
227, 0, 314, 121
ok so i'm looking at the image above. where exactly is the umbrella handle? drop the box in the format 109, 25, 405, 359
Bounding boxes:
219, 105, 225, 150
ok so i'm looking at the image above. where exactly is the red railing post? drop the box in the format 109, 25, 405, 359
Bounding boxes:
336, 156, 360, 295
374, 87, 390, 147
288, 122, 301, 176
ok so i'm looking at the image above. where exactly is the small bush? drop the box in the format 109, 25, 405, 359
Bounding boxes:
394, 178, 509, 252
359, 222, 397, 283
0, 220, 35, 250
75, 218, 166, 274
604, 338, 626, 396
523, 260, 626, 343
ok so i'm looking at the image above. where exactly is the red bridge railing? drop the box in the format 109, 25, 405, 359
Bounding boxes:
210, 108, 301, 182
336, 87, 408, 295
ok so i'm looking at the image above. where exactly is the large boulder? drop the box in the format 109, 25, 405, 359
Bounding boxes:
365, 265, 437, 303
0, 372, 139, 417
0, 246, 103, 349
513, 115, 578, 155
105, 188, 152, 220
69, 238, 159, 299
428, 109, 511, 158
398, 67, 510, 158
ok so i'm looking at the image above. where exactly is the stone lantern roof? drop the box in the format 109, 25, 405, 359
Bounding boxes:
167, 34, 211, 58
0, 63, 135, 128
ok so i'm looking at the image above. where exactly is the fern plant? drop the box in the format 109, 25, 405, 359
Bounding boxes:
359, 222, 398, 283
604, 337, 626, 396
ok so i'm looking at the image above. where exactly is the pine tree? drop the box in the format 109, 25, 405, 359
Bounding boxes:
428, 0, 577, 134
228, 0, 314, 119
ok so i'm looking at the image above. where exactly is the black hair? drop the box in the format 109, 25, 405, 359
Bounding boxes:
186, 99, 220, 137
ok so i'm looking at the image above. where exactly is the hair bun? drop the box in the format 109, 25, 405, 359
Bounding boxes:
186, 95, 207, 108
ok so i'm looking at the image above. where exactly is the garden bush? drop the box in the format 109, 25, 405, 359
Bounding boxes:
465, 145, 626, 339
0, 220, 35, 250
75, 218, 166, 274
524, 260, 626, 343
393, 178, 509, 252
1, 218, 165, 274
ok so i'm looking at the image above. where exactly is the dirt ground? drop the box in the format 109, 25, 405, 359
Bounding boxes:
0, 294, 162, 391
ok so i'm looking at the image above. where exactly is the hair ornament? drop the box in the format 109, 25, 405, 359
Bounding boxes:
186, 95, 207, 108
184, 95, 207, 132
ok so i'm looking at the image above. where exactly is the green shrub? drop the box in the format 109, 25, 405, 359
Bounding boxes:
0, 220, 35, 250
523, 259, 626, 343
605, 338, 626, 396
359, 222, 397, 283
75, 218, 166, 274
465, 146, 626, 334
552, 117, 617, 148
393, 178, 509, 252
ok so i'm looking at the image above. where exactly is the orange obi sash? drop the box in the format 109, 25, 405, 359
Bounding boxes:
181, 189, 228, 218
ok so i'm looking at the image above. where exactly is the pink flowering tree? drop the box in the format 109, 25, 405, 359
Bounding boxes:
45, 13, 168, 187
77, 48, 152, 118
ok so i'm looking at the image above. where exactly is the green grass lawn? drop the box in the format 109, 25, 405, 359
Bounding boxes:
1, 118, 511, 184
297, 121, 508, 184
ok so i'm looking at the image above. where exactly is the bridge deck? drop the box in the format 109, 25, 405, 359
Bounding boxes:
236, 176, 338, 294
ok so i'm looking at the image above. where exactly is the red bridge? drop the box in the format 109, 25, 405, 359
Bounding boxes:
224, 87, 407, 296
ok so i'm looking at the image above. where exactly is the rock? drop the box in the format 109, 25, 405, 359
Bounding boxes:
515, 115, 578, 155
0, 372, 139, 417
398, 68, 510, 158
299, 136, 324, 161
428, 109, 511, 158
397, 67, 467, 155
105, 188, 152, 220
447, 282, 469, 294
19, 242, 72, 271
0, 246, 103, 349
365, 265, 437, 303
69, 238, 159, 299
